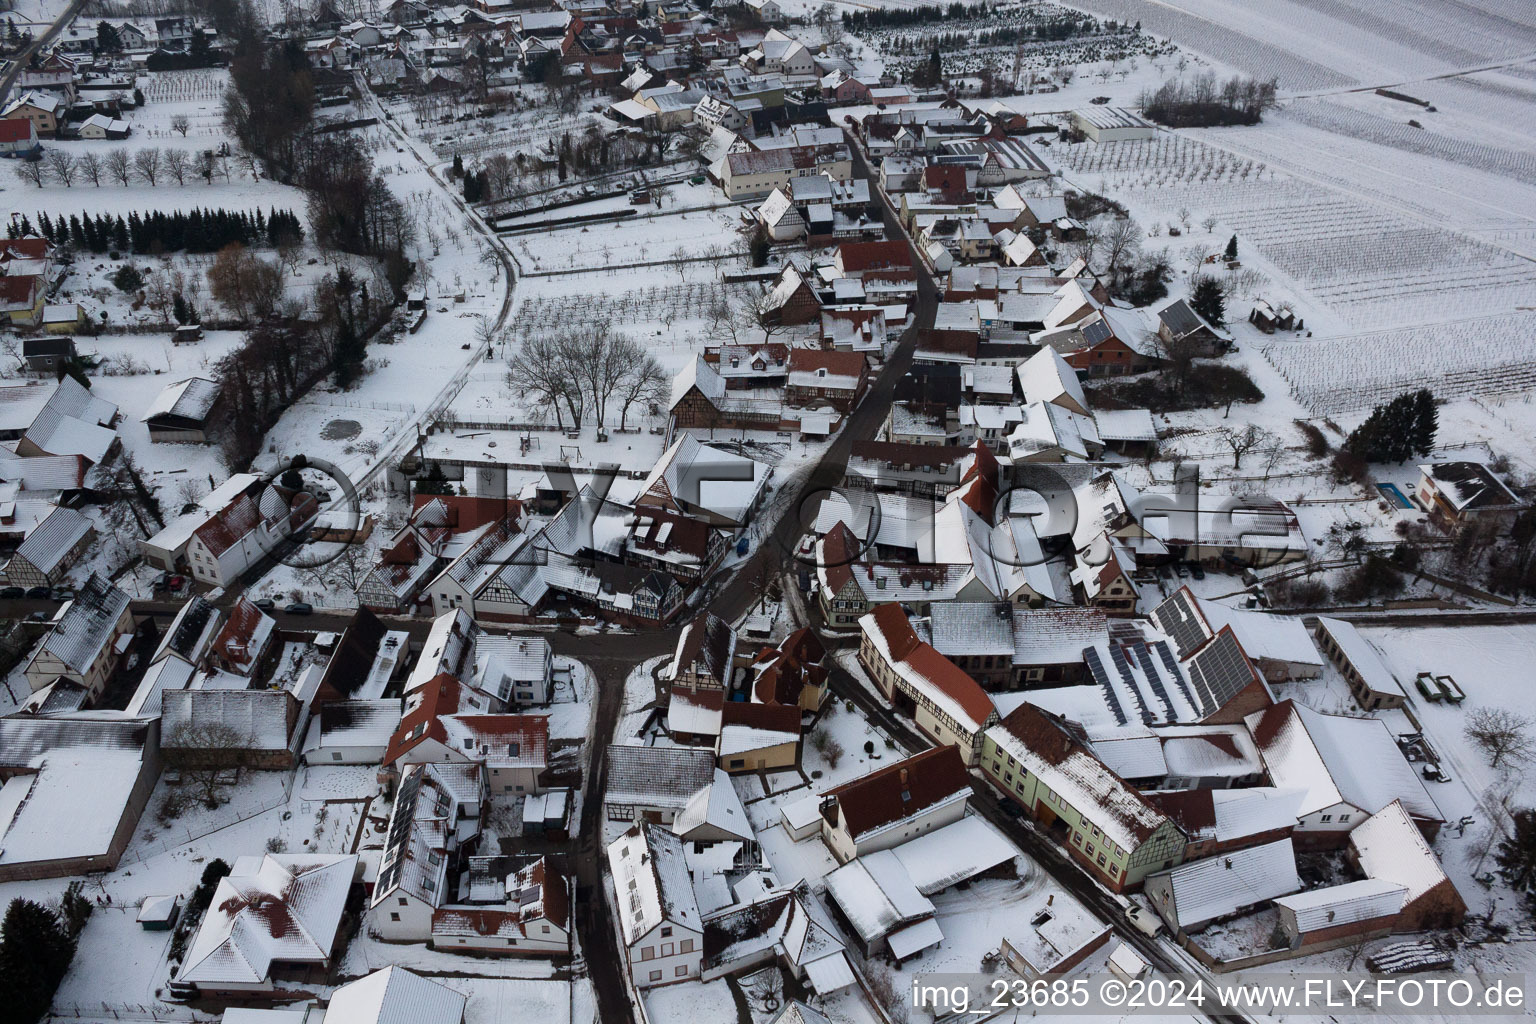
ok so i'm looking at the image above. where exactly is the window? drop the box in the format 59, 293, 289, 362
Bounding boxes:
331, 751, 343, 761
661, 942, 674, 956
389, 912, 400, 922
541, 925, 550, 934
1096, 853, 1106, 866
1320, 814, 1333, 823
680, 938, 694, 953
641, 946, 653, 960
661, 927, 672, 937
649, 970, 663, 982
675, 965, 689, 978
398, 897, 408, 907
1339, 814, 1351, 823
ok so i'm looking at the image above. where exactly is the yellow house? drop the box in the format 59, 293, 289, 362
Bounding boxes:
1, 92, 61, 137
42, 303, 85, 334
716, 702, 800, 773
0, 274, 44, 326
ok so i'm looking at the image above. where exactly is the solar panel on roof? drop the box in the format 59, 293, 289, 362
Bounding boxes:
1187, 632, 1255, 715
1082, 318, 1112, 345
1083, 646, 1127, 726
1155, 591, 1211, 658
1131, 642, 1174, 721
1152, 640, 1199, 709
1107, 643, 1154, 725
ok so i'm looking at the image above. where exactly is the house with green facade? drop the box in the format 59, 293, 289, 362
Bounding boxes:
980, 703, 1186, 892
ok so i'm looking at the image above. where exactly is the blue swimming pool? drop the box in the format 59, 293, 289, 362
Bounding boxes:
1377, 482, 1411, 509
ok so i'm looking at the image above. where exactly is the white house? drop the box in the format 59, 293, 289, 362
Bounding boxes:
608, 824, 704, 988
370, 761, 486, 942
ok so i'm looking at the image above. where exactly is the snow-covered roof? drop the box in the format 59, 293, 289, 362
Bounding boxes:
673, 768, 750, 842
1093, 408, 1158, 443
142, 376, 220, 424
1349, 800, 1456, 903
605, 744, 717, 811
0, 716, 153, 869
325, 967, 466, 1024
1417, 461, 1520, 512
1315, 617, 1401, 697
1274, 879, 1407, 933
1152, 838, 1300, 929
1016, 347, 1087, 413
637, 434, 770, 528
1153, 588, 1321, 670
884, 815, 1017, 894
823, 851, 934, 944
180, 854, 357, 985
162, 688, 293, 752
37, 572, 130, 675
21, 375, 117, 464
987, 704, 1169, 851
608, 824, 699, 945
1247, 700, 1442, 823
12, 504, 91, 575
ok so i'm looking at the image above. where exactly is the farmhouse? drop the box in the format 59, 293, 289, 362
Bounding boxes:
1416, 461, 1523, 524
608, 824, 704, 988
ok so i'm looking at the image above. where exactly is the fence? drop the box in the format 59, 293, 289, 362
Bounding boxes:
48, 1003, 216, 1022
119, 770, 297, 867
299, 394, 417, 415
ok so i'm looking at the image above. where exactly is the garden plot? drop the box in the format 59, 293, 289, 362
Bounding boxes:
1259, 313, 1536, 415
506, 205, 749, 274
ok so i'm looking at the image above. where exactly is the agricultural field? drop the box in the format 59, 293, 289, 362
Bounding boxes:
504, 202, 750, 274
1054, 132, 1536, 332
1062, 0, 1536, 89
1260, 313, 1536, 415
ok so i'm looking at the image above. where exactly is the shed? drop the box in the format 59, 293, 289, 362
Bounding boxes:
22, 335, 75, 372
137, 894, 180, 930
1070, 107, 1154, 143
142, 376, 221, 443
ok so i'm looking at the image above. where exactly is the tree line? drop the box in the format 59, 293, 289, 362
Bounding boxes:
18, 207, 301, 255
1139, 73, 1279, 127
15, 146, 240, 190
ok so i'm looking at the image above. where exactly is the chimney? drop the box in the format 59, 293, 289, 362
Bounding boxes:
899, 767, 909, 787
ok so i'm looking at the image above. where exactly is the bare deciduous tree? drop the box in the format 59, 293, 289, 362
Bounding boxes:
14, 157, 44, 187
133, 146, 163, 186
1466, 707, 1534, 769
79, 150, 103, 186
163, 721, 255, 808
45, 150, 77, 186
506, 333, 582, 430
1100, 217, 1142, 274
164, 148, 190, 186
107, 147, 132, 186
1214, 423, 1276, 469
170, 114, 190, 137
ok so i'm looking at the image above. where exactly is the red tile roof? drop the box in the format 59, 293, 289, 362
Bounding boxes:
384, 673, 464, 763
0, 119, 34, 144
836, 240, 912, 273
824, 745, 969, 840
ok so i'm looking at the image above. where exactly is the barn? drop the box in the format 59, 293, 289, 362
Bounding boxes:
142, 376, 220, 443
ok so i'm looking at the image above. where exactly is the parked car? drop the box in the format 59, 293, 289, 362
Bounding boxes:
50, 588, 74, 602
253, 598, 276, 611
284, 602, 313, 616
1187, 562, 1205, 580
167, 575, 186, 590
1125, 903, 1164, 938
0, 586, 23, 599
152, 572, 170, 590
25, 586, 52, 600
